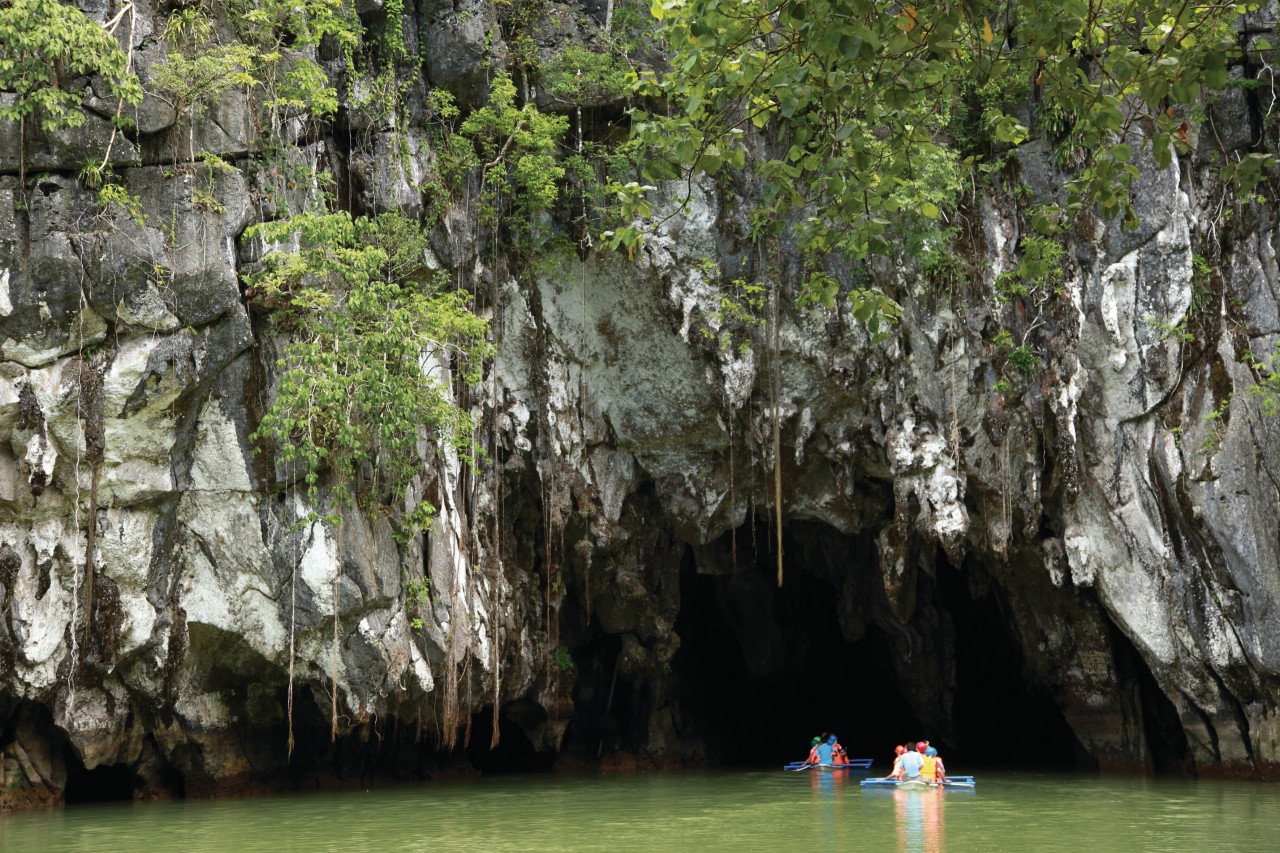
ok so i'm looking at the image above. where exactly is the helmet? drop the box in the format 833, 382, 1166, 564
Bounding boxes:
925, 747, 937, 756
811, 737, 821, 747
895, 745, 907, 755
916, 741, 927, 752
828, 735, 838, 744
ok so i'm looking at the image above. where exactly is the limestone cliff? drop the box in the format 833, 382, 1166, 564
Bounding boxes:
2, 0, 1280, 807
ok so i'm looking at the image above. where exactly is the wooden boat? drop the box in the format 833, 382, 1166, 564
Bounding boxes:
859, 775, 976, 789
783, 758, 874, 771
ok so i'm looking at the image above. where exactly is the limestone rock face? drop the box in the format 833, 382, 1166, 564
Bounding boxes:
3, 0, 1280, 806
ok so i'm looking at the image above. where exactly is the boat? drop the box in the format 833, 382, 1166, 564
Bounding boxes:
859, 775, 976, 789
782, 758, 874, 771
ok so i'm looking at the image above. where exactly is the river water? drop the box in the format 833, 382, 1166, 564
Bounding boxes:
2, 770, 1277, 852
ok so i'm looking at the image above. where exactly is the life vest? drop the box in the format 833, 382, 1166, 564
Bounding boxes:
832, 744, 848, 765
920, 755, 938, 782
807, 747, 821, 765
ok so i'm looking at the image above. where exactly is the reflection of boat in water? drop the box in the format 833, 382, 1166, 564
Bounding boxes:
782, 758, 873, 771
895, 786, 945, 853
860, 776, 976, 790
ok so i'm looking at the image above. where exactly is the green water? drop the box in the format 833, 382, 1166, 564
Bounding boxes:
2, 771, 1278, 852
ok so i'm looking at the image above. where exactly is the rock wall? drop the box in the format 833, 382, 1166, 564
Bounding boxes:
3, 0, 1280, 806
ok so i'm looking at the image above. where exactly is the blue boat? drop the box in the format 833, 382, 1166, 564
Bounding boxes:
782, 758, 874, 771
859, 775, 975, 789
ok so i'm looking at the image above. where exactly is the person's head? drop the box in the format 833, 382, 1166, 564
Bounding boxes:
916, 741, 927, 753
894, 745, 907, 756
811, 737, 821, 747
925, 747, 937, 757
828, 735, 838, 745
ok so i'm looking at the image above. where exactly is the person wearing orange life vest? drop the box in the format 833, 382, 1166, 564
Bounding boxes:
830, 735, 849, 765
803, 736, 822, 766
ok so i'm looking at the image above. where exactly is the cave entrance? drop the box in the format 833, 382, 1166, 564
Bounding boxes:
466, 702, 556, 773
674, 524, 923, 769
63, 760, 140, 805
936, 557, 1085, 769
673, 520, 1085, 771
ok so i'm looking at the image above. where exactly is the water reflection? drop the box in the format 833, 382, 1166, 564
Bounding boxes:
895, 788, 945, 853
4, 772, 1280, 853
811, 769, 846, 850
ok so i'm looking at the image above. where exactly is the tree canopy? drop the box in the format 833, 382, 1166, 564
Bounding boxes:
621, 0, 1271, 306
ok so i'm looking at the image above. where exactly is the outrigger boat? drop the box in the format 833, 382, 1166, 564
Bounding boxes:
859, 775, 976, 789
783, 758, 874, 771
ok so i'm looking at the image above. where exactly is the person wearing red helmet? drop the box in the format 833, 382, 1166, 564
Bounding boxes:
885, 744, 908, 780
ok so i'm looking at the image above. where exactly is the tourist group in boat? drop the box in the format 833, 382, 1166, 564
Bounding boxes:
786, 736, 974, 787
797, 736, 944, 782
803, 733, 852, 766
883, 741, 946, 784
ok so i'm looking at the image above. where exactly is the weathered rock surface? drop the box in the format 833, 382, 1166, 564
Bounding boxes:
4, 0, 1280, 808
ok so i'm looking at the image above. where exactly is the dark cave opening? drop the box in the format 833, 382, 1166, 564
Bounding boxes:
671, 521, 1087, 773
466, 703, 556, 773
935, 558, 1086, 770
63, 760, 140, 805
674, 526, 925, 769
1106, 616, 1192, 774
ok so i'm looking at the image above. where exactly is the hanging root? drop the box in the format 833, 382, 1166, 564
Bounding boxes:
771, 286, 783, 587
330, 573, 340, 742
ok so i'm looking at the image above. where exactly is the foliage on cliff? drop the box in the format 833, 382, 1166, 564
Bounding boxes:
0, 0, 142, 131
625, 0, 1272, 306
247, 211, 491, 533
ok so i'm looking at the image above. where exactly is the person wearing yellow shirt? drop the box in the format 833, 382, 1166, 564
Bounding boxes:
920, 746, 946, 784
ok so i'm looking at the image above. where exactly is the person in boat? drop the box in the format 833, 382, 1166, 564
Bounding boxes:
814, 734, 836, 765
885, 745, 907, 779
924, 746, 946, 784
804, 736, 822, 766
920, 745, 941, 784
900, 741, 926, 781
829, 735, 849, 766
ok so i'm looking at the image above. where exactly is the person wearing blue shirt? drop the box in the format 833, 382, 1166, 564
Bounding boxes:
901, 741, 926, 779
